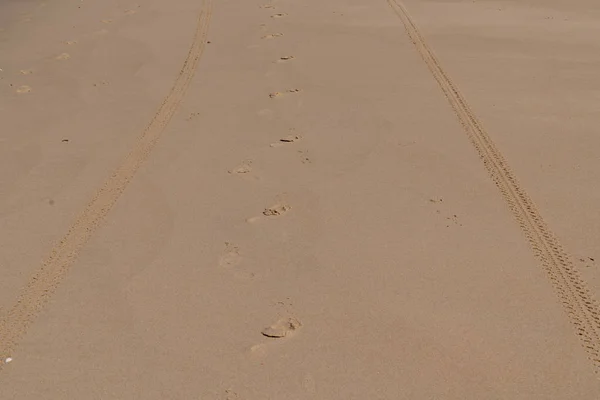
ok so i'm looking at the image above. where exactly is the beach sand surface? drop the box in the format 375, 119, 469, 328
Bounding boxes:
1, 0, 600, 398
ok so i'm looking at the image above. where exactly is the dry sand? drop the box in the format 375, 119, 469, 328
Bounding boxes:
1, 0, 600, 398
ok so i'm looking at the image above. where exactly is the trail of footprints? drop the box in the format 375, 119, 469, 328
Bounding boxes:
219, 4, 308, 374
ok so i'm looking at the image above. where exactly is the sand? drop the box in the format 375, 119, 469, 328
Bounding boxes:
1, 0, 600, 398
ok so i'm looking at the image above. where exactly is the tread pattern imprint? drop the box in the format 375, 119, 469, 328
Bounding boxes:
0, 0, 213, 366
387, 0, 600, 372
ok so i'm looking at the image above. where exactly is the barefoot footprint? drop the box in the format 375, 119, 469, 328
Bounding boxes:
276, 56, 295, 63
228, 160, 253, 175
270, 134, 302, 147
55, 53, 71, 60
218, 243, 255, 279
262, 33, 283, 39
246, 204, 291, 223
269, 88, 301, 98
261, 317, 302, 338
224, 389, 239, 400
263, 203, 291, 217
247, 196, 291, 222
219, 242, 242, 269
16, 85, 32, 94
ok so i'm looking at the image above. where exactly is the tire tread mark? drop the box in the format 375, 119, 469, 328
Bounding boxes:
387, 0, 600, 371
0, 0, 213, 365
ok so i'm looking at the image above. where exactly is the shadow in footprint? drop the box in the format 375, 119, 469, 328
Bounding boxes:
276, 56, 295, 63
270, 134, 302, 148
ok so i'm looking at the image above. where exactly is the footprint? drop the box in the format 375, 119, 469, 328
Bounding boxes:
261, 317, 302, 338
247, 196, 291, 222
16, 85, 32, 94
247, 204, 291, 222
261, 33, 283, 39
399, 140, 417, 147
219, 242, 242, 269
271, 13, 287, 18
298, 150, 312, 164
245, 216, 262, 224
248, 343, 268, 357
270, 134, 302, 148
65, 40, 78, 45
101, 19, 113, 24
228, 160, 252, 175
260, 4, 275, 9
269, 88, 301, 99
276, 55, 295, 63
19, 69, 33, 75
218, 243, 255, 279
263, 203, 291, 217
55, 53, 71, 60
124, 8, 139, 15
224, 389, 239, 400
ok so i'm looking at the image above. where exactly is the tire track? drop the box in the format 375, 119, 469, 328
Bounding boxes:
0, 0, 213, 365
387, 0, 600, 371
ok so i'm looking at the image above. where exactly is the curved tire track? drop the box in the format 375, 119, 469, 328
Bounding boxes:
387, 0, 600, 371
0, 0, 213, 365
